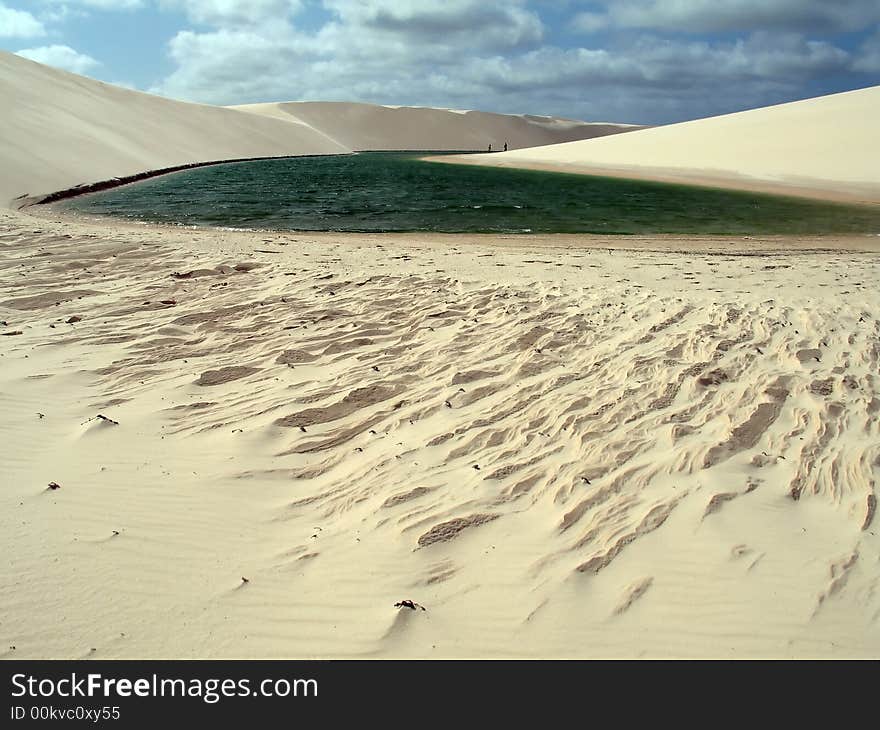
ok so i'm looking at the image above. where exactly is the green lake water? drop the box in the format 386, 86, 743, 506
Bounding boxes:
63, 152, 880, 235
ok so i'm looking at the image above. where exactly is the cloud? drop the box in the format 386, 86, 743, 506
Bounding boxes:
155, 25, 311, 102
152, 25, 856, 123
16, 44, 101, 74
158, 0, 303, 26
854, 30, 880, 72
743, 32, 851, 77
325, 0, 543, 48
26, 1, 142, 25
153, 0, 546, 102
570, 12, 609, 34
464, 33, 850, 97
0, 2, 46, 38
37, 0, 144, 9
145, 0, 872, 125
571, 1, 880, 34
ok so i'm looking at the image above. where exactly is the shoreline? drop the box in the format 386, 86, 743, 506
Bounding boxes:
13, 152, 356, 210
423, 154, 880, 207
25, 204, 880, 254
14, 150, 487, 211
27, 153, 880, 248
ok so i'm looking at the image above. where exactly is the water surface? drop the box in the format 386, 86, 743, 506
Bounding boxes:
64, 152, 880, 235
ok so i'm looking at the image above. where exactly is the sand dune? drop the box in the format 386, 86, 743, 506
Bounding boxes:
0, 51, 350, 208
231, 101, 641, 152
435, 86, 880, 203
2, 204, 879, 658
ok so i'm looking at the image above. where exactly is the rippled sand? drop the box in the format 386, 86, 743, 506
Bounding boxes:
2, 207, 879, 658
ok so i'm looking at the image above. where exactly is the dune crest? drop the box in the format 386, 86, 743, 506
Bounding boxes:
231, 100, 641, 152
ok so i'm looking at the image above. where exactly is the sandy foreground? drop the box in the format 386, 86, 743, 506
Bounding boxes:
1, 205, 879, 659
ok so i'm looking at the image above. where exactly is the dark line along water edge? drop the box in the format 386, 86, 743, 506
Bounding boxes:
63, 152, 880, 235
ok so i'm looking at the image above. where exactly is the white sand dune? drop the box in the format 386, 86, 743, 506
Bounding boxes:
231, 101, 641, 152
435, 86, 880, 203
0, 51, 350, 207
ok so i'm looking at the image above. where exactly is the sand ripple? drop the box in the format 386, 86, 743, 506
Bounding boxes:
2, 208, 879, 658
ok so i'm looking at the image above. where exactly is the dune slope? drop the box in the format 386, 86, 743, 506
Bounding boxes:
437, 86, 880, 202
0, 52, 350, 207
231, 101, 641, 152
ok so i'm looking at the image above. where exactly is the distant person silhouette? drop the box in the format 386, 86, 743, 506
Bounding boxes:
504, 142, 508, 152
488, 143, 492, 152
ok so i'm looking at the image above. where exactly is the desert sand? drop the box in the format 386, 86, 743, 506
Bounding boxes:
1, 56, 879, 659
232, 100, 642, 152
2, 206, 878, 659
433, 85, 880, 204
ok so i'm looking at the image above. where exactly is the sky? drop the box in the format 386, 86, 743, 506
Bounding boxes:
1, 1, 879, 124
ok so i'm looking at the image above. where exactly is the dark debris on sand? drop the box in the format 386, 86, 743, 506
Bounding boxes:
394, 600, 426, 611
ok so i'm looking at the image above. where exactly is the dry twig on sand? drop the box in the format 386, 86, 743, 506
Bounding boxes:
80, 414, 120, 426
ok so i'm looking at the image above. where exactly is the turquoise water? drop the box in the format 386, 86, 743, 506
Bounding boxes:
64, 152, 880, 235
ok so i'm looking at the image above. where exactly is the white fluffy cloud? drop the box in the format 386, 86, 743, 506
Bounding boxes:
16, 44, 100, 74
153, 0, 547, 104
0, 2, 46, 37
